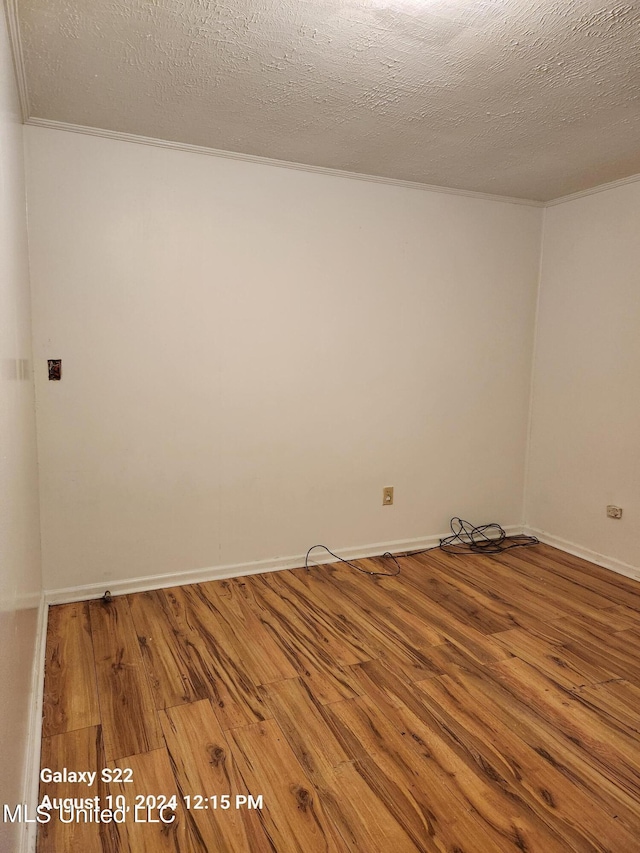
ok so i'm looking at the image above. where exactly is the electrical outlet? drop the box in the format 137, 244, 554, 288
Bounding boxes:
606, 505, 623, 519
383, 486, 394, 506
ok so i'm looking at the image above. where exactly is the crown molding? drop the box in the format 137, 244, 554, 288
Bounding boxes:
25, 117, 545, 207
3, 0, 30, 121
20, 115, 640, 209
546, 170, 640, 207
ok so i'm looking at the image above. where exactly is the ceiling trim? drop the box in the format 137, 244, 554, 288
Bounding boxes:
3, 0, 30, 121
546, 171, 640, 207
23, 114, 640, 209
25, 116, 545, 207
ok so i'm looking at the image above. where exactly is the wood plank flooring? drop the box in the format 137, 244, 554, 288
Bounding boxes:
37, 544, 640, 852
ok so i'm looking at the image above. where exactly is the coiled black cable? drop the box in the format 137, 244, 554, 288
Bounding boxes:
438, 516, 539, 554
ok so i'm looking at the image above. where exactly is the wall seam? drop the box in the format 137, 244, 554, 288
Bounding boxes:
2, 0, 30, 121
19, 122, 46, 853
521, 204, 547, 529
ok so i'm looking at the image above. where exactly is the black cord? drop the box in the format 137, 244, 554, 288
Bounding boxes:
438, 516, 539, 554
305, 545, 401, 576
304, 517, 539, 577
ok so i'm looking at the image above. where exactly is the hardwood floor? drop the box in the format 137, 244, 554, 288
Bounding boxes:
37, 544, 640, 852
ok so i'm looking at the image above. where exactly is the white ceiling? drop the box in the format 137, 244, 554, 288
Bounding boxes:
16, 0, 640, 201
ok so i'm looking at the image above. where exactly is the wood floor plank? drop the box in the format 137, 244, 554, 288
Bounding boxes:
37, 725, 115, 853
565, 630, 640, 683
315, 562, 512, 668
392, 552, 546, 633
570, 603, 639, 632
161, 699, 272, 852
282, 564, 495, 684
238, 575, 365, 704
89, 597, 163, 762
317, 759, 424, 853
198, 579, 299, 684
514, 544, 640, 611
491, 550, 623, 612
611, 626, 640, 660
281, 568, 442, 685
350, 660, 574, 853
42, 602, 100, 737
257, 570, 374, 663
325, 694, 516, 853
289, 564, 445, 648
111, 748, 194, 853
301, 561, 440, 649
415, 674, 639, 852
492, 627, 616, 689
395, 554, 516, 635
428, 550, 611, 625
260, 677, 351, 776
501, 614, 640, 684
573, 678, 640, 735
258, 571, 372, 667
420, 551, 573, 625
260, 678, 423, 851
160, 585, 272, 728
491, 657, 640, 800
441, 659, 640, 838
226, 718, 350, 852
127, 590, 205, 710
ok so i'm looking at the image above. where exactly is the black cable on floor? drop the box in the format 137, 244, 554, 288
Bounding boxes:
305, 517, 539, 577
304, 544, 401, 576
437, 516, 539, 554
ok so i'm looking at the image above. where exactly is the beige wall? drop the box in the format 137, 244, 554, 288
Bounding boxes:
527, 184, 640, 569
0, 11, 43, 852
25, 126, 543, 592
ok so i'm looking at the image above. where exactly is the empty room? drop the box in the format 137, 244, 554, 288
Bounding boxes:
2, 0, 640, 851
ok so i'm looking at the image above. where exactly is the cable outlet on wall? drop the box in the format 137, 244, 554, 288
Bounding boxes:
606, 505, 623, 519
383, 486, 394, 506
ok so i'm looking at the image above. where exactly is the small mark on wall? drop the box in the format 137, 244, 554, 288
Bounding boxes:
48, 359, 62, 380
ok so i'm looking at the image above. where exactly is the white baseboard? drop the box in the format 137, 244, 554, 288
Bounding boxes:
525, 526, 640, 582
44, 526, 521, 604
20, 593, 48, 853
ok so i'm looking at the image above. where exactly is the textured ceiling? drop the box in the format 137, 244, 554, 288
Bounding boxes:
17, 0, 640, 201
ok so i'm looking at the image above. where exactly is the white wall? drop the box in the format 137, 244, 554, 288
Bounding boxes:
527, 183, 640, 570
25, 127, 543, 592
0, 10, 43, 852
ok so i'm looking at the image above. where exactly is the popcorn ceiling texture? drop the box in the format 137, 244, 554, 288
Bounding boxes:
18, 0, 640, 201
